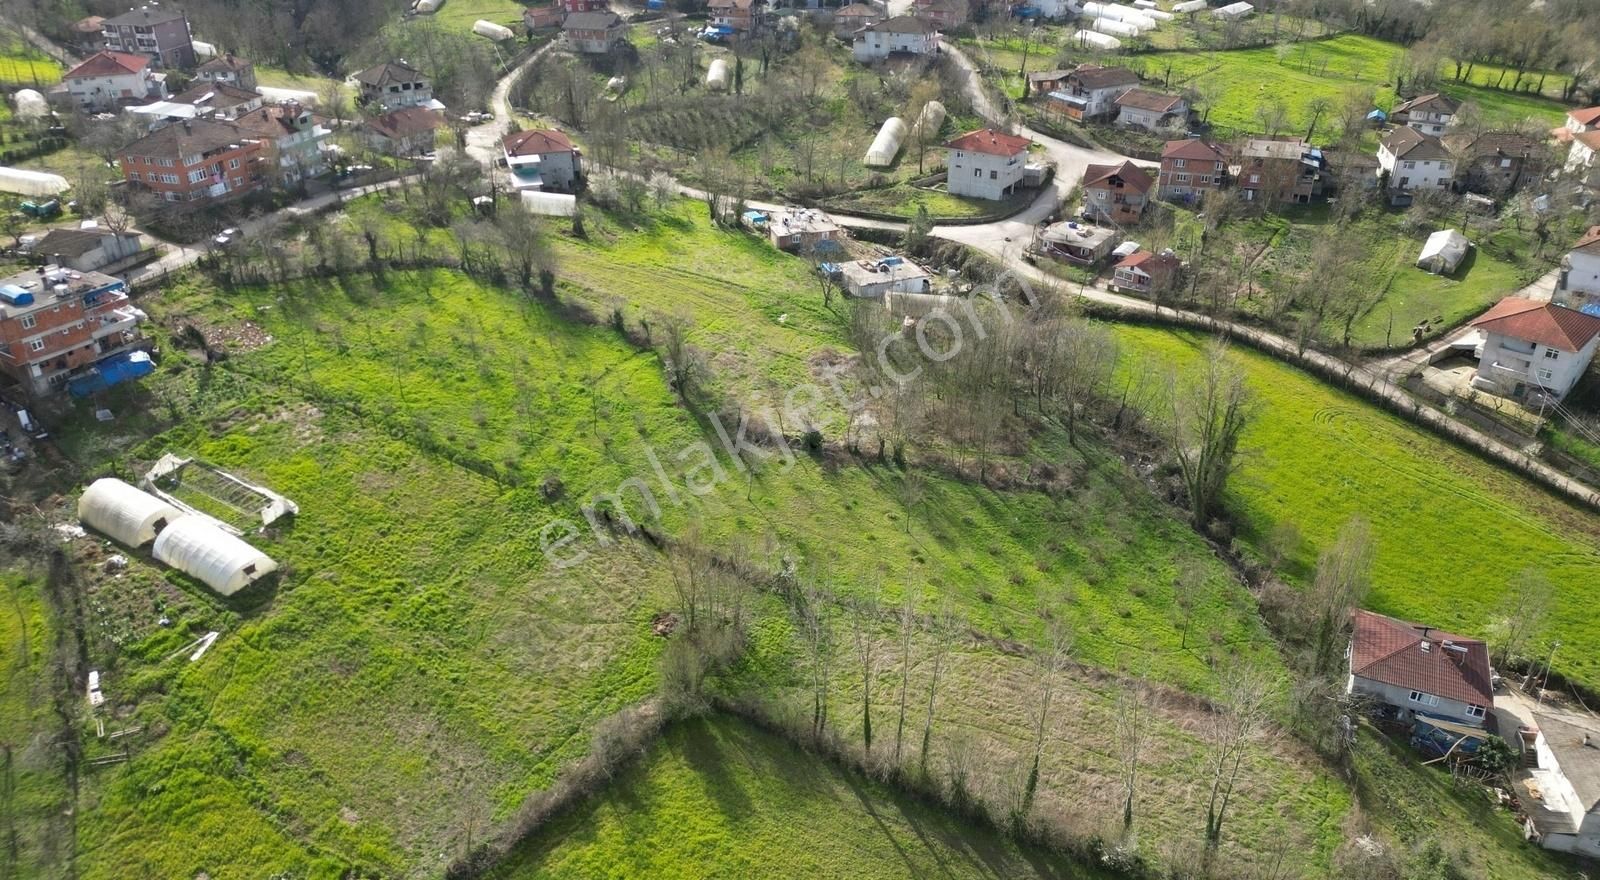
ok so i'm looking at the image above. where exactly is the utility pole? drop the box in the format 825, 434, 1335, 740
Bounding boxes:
1536, 640, 1561, 706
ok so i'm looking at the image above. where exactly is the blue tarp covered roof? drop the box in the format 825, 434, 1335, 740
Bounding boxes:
69, 350, 154, 397
1367, 108, 1387, 120
1581, 303, 1600, 317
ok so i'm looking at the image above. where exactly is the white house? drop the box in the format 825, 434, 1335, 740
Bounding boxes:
1377, 126, 1453, 205
1048, 64, 1140, 121
1347, 610, 1494, 729
852, 16, 938, 63
62, 50, 167, 112
1113, 88, 1187, 132
944, 128, 1031, 201
1561, 107, 1600, 138
1521, 708, 1600, 858
1565, 131, 1600, 184
502, 128, 583, 192
1556, 226, 1600, 311
1469, 297, 1600, 403
838, 255, 932, 298
1392, 93, 1459, 136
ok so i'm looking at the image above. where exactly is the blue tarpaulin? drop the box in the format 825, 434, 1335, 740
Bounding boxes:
1581, 303, 1600, 318
68, 350, 154, 397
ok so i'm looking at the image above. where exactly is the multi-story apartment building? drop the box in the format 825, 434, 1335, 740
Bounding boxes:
234, 101, 331, 185
0, 266, 147, 397
101, 4, 196, 69
1377, 126, 1453, 206
1391, 93, 1459, 136
1156, 137, 1227, 203
117, 118, 266, 202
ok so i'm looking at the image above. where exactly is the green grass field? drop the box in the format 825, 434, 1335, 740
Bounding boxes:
424, 0, 529, 34
1144, 35, 1569, 140
1113, 326, 1600, 690
825, 180, 1036, 220
0, 47, 61, 87
494, 716, 1109, 879
0, 573, 62, 879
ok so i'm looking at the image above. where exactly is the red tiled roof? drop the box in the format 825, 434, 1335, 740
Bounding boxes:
66, 50, 149, 79
1568, 107, 1600, 126
1470, 297, 1600, 352
366, 106, 445, 141
945, 128, 1030, 157
1393, 92, 1459, 116
1350, 610, 1493, 707
1573, 130, 1600, 150
1572, 225, 1600, 256
503, 128, 576, 156
1161, 138, 1225, 162
1081, 159, 1153, 193
1115, 250, 1179, 272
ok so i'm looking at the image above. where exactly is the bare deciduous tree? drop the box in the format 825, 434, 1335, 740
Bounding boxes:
1020, 621, 1073, 821
893, 587, 917, 768
1115, 677, 1155, 831
1204, 666, 1275, 849
920, 603, 959, 776
1309, 517, 1374, 678
1164, 341, 1255, 529
850, 587, 883, 756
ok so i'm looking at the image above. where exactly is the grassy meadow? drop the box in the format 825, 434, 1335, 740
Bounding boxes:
493, 716, 1110, 880
423, 0, 529, 35
1141, 35, 1569, 140
0, 39, 61, 87
1113, 325, 1600, 689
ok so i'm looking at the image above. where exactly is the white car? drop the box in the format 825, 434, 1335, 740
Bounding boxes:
213, 227, 243, 246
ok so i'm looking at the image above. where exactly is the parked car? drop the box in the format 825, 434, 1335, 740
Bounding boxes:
213, 227, 243, 246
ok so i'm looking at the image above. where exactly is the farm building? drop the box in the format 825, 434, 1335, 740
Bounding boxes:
152, 516, 278, 596
1416, 228, 1469, 274
1469, 298, 1600, 403
1346, 609, 1493, 729
78, 478, 182, 548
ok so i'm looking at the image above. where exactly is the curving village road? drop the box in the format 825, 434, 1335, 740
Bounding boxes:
113, 31, 1600, 508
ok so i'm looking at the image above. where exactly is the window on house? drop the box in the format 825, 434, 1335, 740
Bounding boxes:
1408, 691, 1439, 707
973, 168, 981, 177
1465, 704, 1486, 718
229, 158, 240, 169
28, 339, 46, 352
989, 170, 997, 180
1537, 368, 1554, 381
20, 315, 36, 329
1176, 173, 1190, 183
1402, 160, 1415, 169
1544, 349, 1559, 359
1174, 158, 1186, 168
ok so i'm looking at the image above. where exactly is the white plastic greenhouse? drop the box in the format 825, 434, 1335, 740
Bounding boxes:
863, 117, 907, 168
152, 516, 278, 596
0, 167, 70, 197
707, 58, 729, 91
78, 478, 183, 548
912, 100, 946, 141
415, 0, 445, 12
521, 190, 578, 216
191, 39, 218, 59
1072, 30, 1122, 50
1092, 17, 1143, 37
12, 89, 48, 119
1172, 0, 1206, 11
473, 19, 515, 40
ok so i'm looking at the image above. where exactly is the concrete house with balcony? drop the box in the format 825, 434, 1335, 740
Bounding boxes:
117, 118, 266, 202
170, 81, 262, 120
234, 101, 331, 185
1391, 92, 1459, 136
562, 12, 626, 55
0, 265, 148, 397
1234, 137, 1324, 204
1157, 137, 1227, 203
1110, 249, 1180, 295
62, 51, 168, 112
502, 128, 582, 191
708, 0, 757, 32
1520, 708, 1600, 858
194, 53, 256, 91
1555, 226, 1600, 313
1346, 609, 1494, 729
911, 0, 968, 28
100, 5, 195, 69
362, 106, 446, 157
355, 61, 433, 112
1045, 65, 1139, 122
1080, 159, 1153, 225
1468, 297, 1600, 403
852, 16, 938, 63
1377, 126, 1453, 206
944, 128, 1030, 201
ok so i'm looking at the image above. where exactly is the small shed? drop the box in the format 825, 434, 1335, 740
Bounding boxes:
152, 516, 278, 596
78, 478, 183, 548
1417, 228, 1470, 274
